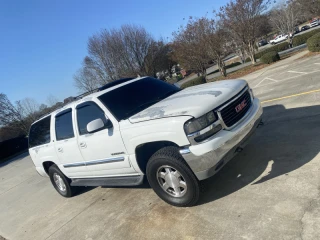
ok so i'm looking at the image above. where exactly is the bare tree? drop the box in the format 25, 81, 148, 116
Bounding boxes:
74, 24, 171, 92
269, 0, 300, 36
0, 93, 29, 134
16, 98, 39, 122
144, 40, 172, 77
73, 66, 101, 93
219, 0, 270, 64
295, 0, 320, 18
197, 17, 232, 77
172, 16, 232, 78
172, 18, 211, 80
46, 95, 59, 107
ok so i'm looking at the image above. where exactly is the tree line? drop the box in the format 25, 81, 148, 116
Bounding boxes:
74, 0, 320, 91
1, 0, 319, 141
0, 94, 61, 141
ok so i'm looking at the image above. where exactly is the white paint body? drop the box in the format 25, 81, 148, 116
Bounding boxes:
269, 34, 288, 44
29, 77, 262, 181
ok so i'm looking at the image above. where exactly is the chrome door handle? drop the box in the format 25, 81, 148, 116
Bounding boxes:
79, 142, 87, 148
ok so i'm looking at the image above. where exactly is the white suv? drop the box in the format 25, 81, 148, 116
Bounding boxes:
28, 77, 262, 207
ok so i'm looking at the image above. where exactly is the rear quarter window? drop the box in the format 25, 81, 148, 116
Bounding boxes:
29, 116, 51, 148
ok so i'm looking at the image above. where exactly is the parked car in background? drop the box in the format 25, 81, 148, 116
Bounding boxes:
269, 34, 288, 45
310, 18, 319, 28
28, 77, 262, 207
301, 25, 310, 31
293, 27, 300, 35
258, 39, 268, 47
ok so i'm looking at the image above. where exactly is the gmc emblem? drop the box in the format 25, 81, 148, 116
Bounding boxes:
235, 99, 247, 113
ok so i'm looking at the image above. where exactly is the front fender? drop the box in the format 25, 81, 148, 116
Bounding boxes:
120, 116, 192, 154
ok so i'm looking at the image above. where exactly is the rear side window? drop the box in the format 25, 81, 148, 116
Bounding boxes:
55, 109, 74, 141
77, 102, 107, 135
29, 116, 51, 148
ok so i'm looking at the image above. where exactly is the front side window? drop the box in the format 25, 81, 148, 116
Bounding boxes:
76, 102, 107, 135
98, 77, 180, 121
29, 116, 51, 148
55, 109, 74, 141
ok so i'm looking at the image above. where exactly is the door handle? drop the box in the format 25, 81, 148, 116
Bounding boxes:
57, 147, 63, 152
79, 142, 87, 148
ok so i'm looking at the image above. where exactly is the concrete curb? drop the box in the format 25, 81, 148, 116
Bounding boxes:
278, 44, 307, 56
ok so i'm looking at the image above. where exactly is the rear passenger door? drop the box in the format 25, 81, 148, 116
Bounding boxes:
75, 101, 134, 177
54, 108, 88, 178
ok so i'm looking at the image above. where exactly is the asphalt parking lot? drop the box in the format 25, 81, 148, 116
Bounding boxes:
1, 52, 320, 240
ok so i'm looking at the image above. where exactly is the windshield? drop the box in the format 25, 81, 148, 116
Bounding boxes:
98, 77, 181, 121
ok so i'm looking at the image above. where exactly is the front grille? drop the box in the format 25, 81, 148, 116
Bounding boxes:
219, 89, 252, 128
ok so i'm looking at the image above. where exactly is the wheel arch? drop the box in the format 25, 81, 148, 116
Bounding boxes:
42, 161, 56, 175
135, 141, 179, 174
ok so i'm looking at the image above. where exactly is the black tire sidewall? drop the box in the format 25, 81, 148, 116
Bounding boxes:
49, 165, 73, 198
147, 155, 199, 207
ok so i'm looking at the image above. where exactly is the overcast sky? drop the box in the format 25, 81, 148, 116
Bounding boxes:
0, 0, 229, 104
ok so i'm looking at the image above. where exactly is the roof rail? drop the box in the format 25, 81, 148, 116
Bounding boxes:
34, 77, 136, 122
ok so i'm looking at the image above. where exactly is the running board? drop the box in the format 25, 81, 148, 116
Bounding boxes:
71, 175, 144, 187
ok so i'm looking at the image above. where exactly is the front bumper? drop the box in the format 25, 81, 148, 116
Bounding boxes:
180, 98, 263, 180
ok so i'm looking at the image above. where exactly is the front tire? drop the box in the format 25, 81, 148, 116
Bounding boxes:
49, 164, 74, 198
146, 146, 200, 207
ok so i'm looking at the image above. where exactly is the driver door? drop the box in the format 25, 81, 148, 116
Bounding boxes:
75, 101, 135, 177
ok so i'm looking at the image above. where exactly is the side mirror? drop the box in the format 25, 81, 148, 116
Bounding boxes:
87, 118, 105, 133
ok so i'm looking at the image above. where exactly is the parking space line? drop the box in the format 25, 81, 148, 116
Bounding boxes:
287, 70, 308, 74
266, 77, 277, 82
261, 89, 320, 104
254, 77, 278, 88
314, 63, 320, 65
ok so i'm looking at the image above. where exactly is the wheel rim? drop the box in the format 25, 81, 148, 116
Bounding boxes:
156, 165, 187, 197
53, 173, 66, 192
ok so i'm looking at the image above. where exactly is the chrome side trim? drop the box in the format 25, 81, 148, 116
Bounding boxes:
63, 162, 86, 168
85, 157, 125, 166
216, 86, 251, 130
63, 157, 125, 168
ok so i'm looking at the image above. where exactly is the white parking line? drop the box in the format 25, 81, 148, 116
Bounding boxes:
254, 77, 278, 88
287, 70, 308, 74
314, 63, 320, 65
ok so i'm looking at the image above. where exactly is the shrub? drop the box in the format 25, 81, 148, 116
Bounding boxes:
245, 57, 251, 63
181, 76, 206, 89
255, 42, 289, 59
293, 28, 320, 47
260, 51, 280, 64
307, 33, 320, 52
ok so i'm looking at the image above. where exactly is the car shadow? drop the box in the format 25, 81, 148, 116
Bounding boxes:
198, 104, 320, 205
0, 151, 29, 168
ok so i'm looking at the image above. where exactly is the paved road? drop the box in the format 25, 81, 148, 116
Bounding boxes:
258, 25, 320, 51
177, 61, 253, 87
1, 52, 320, 240
177, 25, 320, 87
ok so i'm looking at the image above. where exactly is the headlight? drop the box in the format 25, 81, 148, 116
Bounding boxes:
184, 111, 217, 135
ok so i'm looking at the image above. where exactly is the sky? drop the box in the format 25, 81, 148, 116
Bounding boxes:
0, 0, 229, 105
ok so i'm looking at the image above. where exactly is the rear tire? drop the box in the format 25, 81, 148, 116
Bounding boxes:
49, 165, 74, 198
146, 146, 200, 207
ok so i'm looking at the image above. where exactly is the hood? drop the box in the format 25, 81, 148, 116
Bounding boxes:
129, 79, 247, 123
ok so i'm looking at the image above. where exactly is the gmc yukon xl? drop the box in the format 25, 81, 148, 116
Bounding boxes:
28, 77, 262, 207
